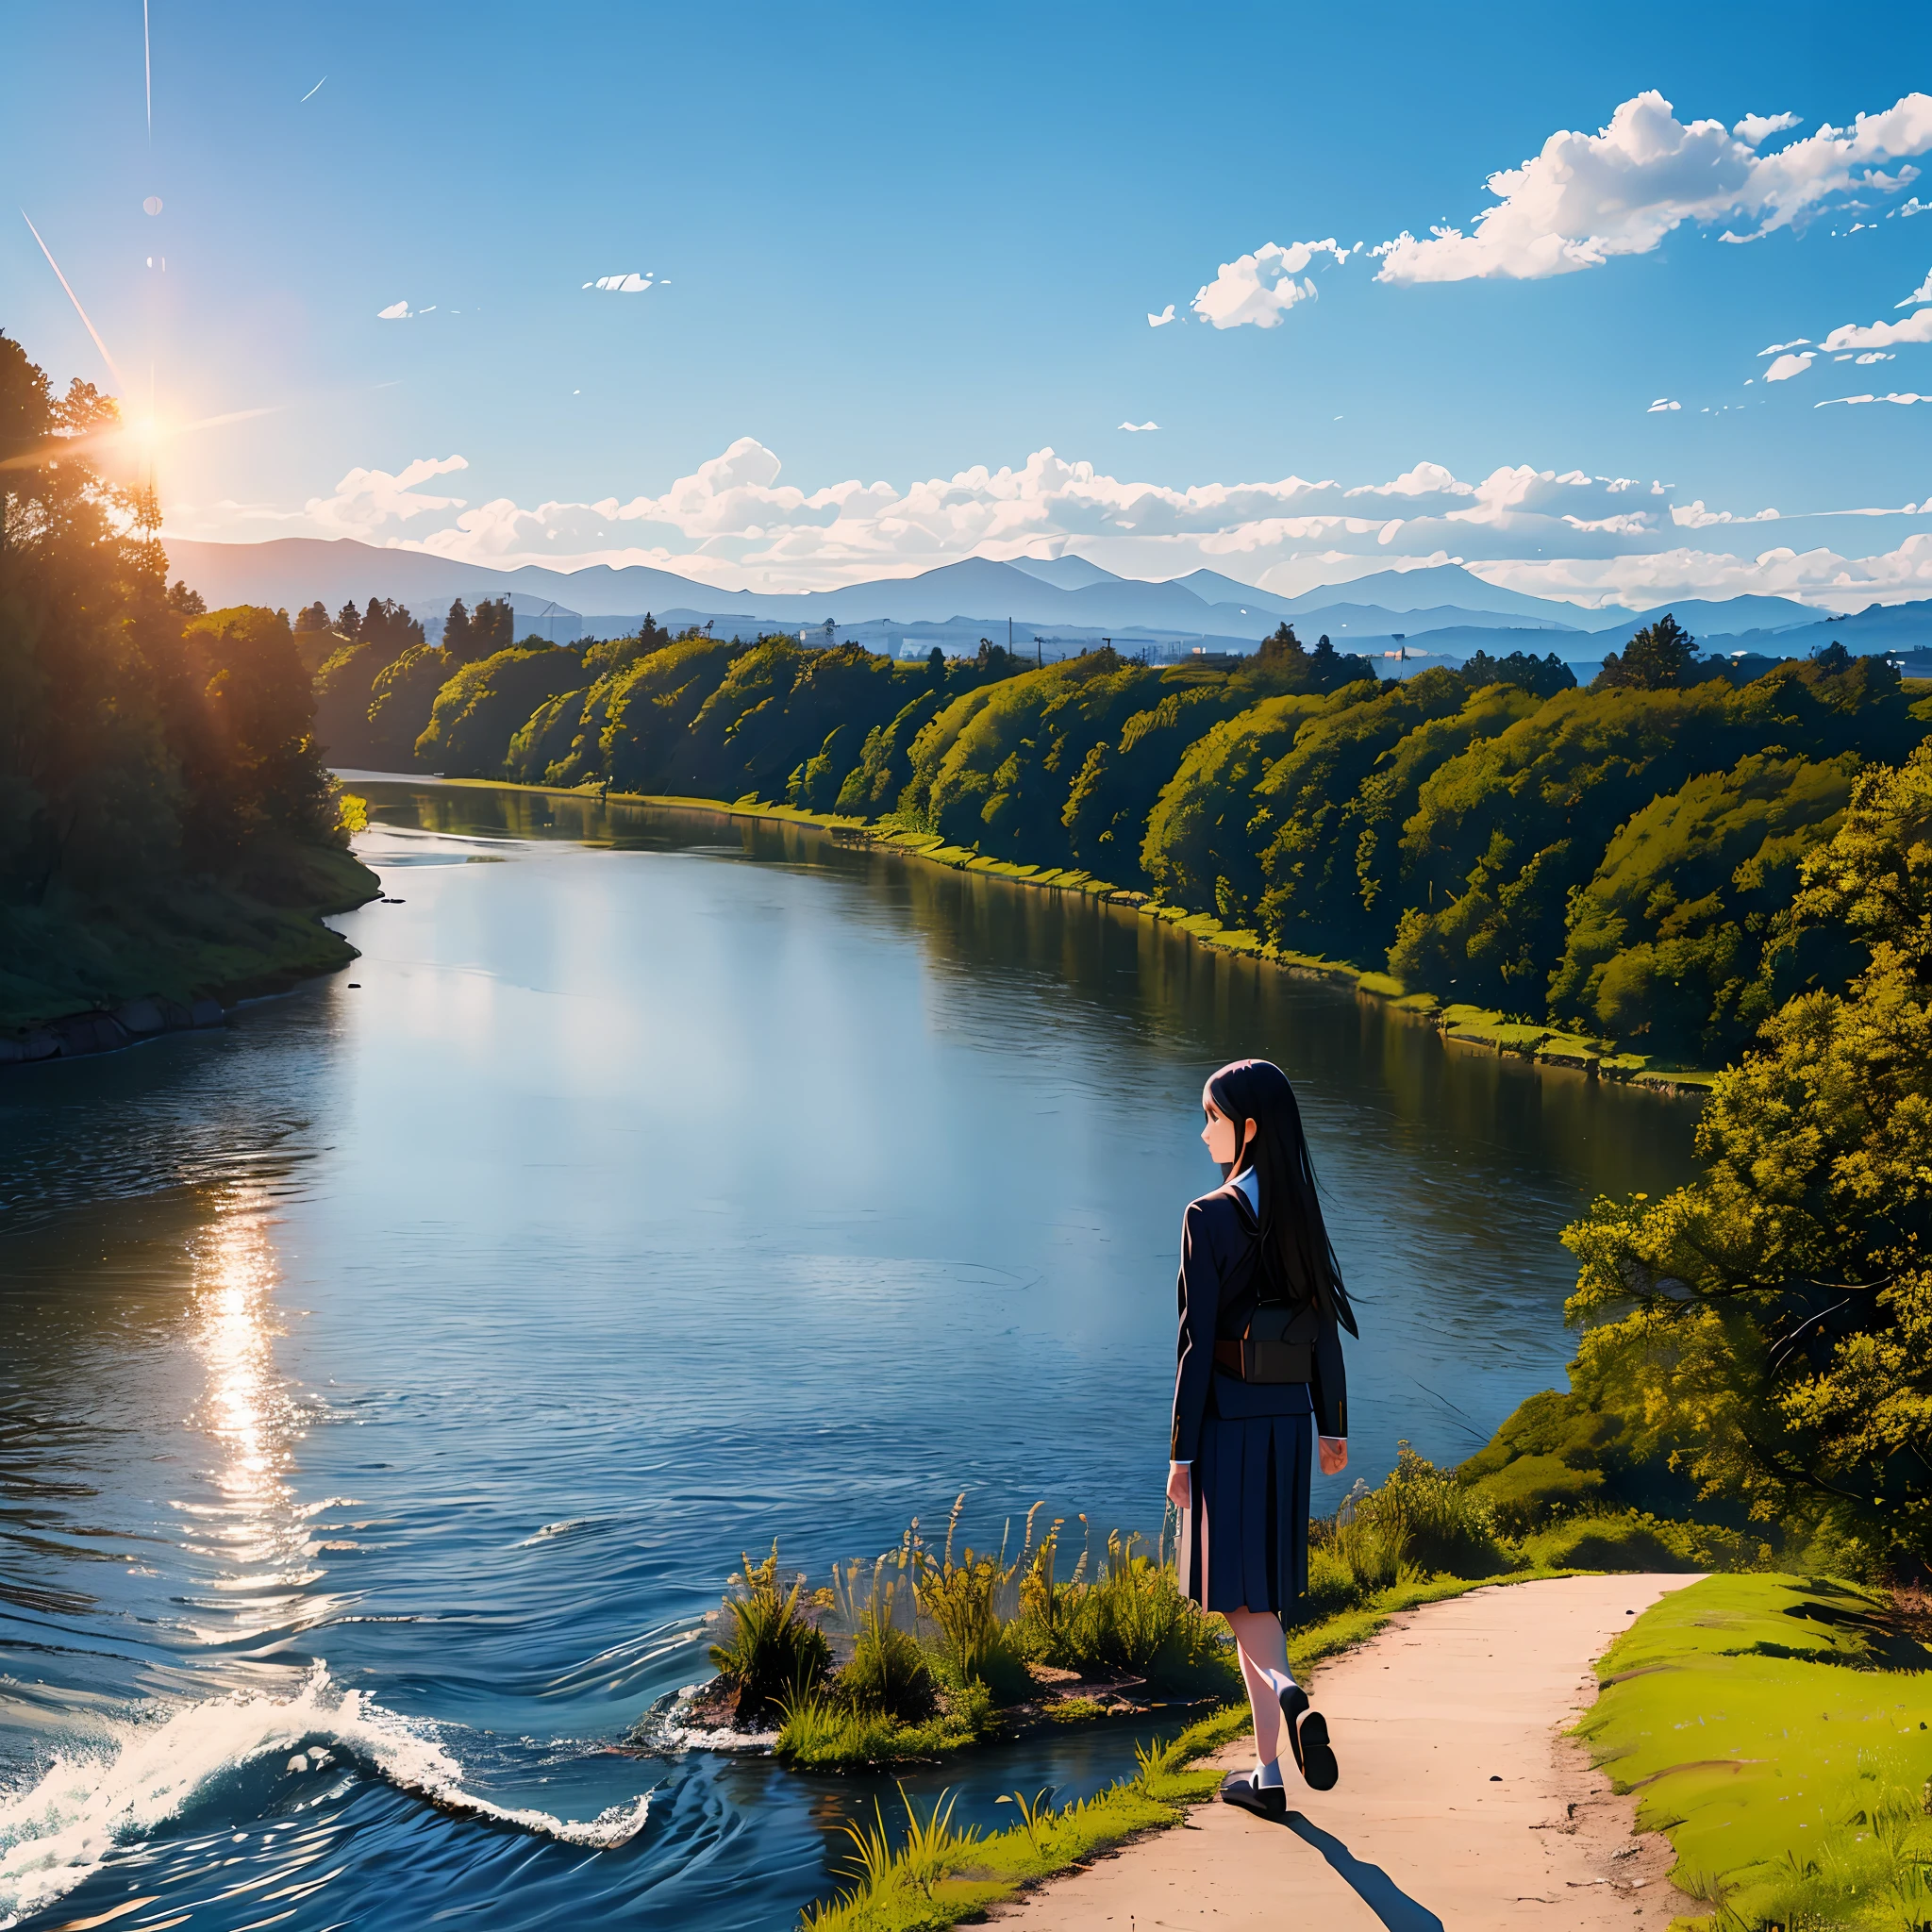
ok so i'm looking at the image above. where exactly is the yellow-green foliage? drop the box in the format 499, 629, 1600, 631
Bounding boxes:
1578, 1574, 1932, 1930
414, 646, 586, 776
309, 585, 1931, 1068
1549, 749, 1859, 1061
1564, 747, 1932, 1574
709, 1545, 833, 1724
1141, 691, 1333, 913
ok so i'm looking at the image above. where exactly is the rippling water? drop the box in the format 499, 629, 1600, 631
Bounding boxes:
0, 786, 1699, 1928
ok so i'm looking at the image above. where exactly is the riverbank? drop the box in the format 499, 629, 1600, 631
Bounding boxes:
374, 775, 1719, 1096
0, 840, 379, 1059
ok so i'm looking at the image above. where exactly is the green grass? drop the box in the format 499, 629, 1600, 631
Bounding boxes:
0, 840, 378, 1034
1576, 1574, 1932, 1930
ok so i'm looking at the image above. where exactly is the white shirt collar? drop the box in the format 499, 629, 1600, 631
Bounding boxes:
1234, 1166, 1259, 1215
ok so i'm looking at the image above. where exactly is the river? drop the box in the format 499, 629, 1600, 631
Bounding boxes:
0, 782, 1699, 1929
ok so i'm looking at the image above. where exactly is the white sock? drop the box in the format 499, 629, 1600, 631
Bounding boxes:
1257, 1664, 1299, 1700
1255, 1757, 1284, 1790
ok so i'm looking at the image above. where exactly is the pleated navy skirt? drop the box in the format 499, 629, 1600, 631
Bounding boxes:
1177, 1408, 1314, 1615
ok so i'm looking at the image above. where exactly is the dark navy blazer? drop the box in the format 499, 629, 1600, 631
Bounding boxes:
1169, 1184, 1348, 1461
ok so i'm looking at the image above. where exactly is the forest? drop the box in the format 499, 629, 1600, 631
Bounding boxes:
305, 585, 1928, 1068
0, 334, 374, 1037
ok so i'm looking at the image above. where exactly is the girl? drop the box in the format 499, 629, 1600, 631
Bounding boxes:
1168, 1058, 1356, 1820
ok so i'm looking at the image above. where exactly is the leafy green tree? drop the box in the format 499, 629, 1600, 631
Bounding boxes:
0, 330, 360, 1008
476, 597, 514, 655
1594, 613, 1700, 691
1140, 693, 1331, 912
1061, 683, 1254, 881
1548, 752, 1858, 1058
292, 600, 328, 634
443, 598, 473, 659
1563, 741, 1932, 1572
335, 601, 363, 639
364, 644, 455, 769
835, 689, 949, 816
168, 580, 208, 616
1458, 649, 1576, 698
1253, 674, 1475, 951
415, 646, 585, 775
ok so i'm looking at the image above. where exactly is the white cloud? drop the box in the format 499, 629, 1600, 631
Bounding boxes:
585, 273, 654, 292
1814, 391, 1931, 408
1118, 421, 1158, 432
1191, 240, 1348, 328
1897, 197, 1930, 218
1374, 90, 1932, 283
376, 300, 412, 320
1759, 337, 1813, 354
1671, 500, 1778, 527
1474, 532, 1932, 608
1820, 307, 1932, 351
1147, 304, 1175, 327
1765, 352, 1816, 381
1856, 351, 1896, 364
1647, 397, 1681, 411
303, 454, 469, 535
168, 437, 1932, 615
1734, 111, 1803, 143
1898, 266, 1932, 306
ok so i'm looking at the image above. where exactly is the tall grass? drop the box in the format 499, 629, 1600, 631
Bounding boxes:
709, 1544, 832, 1724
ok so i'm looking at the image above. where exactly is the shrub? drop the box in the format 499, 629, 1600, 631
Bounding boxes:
1521, 1510, 1768, 1574
708, 1544, 831, 1724
1355, 1444, 1514, 1579
841, 1606, 937, 1722
912, 1499, 1034, 1702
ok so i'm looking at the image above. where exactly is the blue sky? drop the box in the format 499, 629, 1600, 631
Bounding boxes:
4, 1, 1930, 608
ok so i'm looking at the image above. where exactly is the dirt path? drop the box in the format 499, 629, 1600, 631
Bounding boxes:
991, 1574, 1706, 1931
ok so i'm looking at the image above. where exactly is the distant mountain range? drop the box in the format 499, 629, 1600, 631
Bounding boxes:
159, 534, 1927, 660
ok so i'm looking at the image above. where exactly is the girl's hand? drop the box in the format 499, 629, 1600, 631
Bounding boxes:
1166, 1461, 1191, 1511
1319, 1437, 1348, 1476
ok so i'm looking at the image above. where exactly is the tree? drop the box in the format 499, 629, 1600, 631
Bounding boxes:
1459, 649, 1576, 699
1594, 613, 1700, 691
168, 580, 208, 616
443, 598, 473, 658
335, 601, 362, 639
292, 600, 329, 634
926, 646, 945, 678
469, 596, 514, 659
1563, 741, 1932, 1574
1255, 622, 1307, 669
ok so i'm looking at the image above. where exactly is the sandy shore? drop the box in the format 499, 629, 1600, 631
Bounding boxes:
991, 1573, 1706, 1931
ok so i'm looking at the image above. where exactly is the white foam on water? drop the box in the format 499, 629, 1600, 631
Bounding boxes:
0, 1666, 651, 1927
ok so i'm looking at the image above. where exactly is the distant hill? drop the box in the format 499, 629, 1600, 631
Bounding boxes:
1285, 601, 1584, 643
1279, 564, 1580, 625
1591, 595, 1823, 649
1705, 600, 1932, 660
159, 534, 1900, 660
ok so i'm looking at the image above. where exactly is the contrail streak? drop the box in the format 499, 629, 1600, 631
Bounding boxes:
300, 75, 326, 102
19, 210, 124, 387
143, 0, 152, 138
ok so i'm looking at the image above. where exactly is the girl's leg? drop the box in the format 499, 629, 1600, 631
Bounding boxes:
1224, 1606, 1295, 1779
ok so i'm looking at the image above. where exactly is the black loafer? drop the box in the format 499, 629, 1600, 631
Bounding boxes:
1219, 1770, 1287, 1821
1286, 1694, 1339, 1792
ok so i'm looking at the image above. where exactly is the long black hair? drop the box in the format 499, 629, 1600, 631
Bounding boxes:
1205, 1058, 1357, 1337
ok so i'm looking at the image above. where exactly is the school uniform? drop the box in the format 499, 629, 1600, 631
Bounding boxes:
1171, 1169, 1347, 1616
